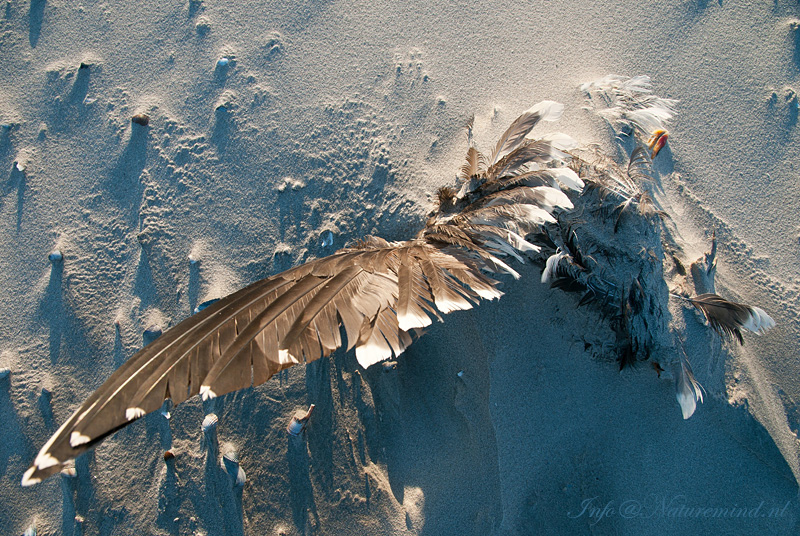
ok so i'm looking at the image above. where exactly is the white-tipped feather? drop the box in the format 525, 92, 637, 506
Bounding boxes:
125, 407, 146, 421
397, 308, 433, 332
549, 168, 584, 192
199, 386, 217, 401
741, 307, 775, 335
21, 466, 42, 487
502, 229, 540, 254
33, 452, 60, 470
69, 431, 91, 447
541, 250, 568, 284
486, 254, 521, 279
675, 352, 704, 420
530, 100, 564, 122
531, 186, 574, 211
539, 132, 577, 150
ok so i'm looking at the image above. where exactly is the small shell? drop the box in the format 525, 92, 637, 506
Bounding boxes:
286, 404, 315, 436
222, 449, 239, 465
216, 57, 230, 68
163, 450, 175, 461
60, 466, 77, 478
202, 413, 218, 432
320, 230, 334, 248
131, 113, 150, 126
143, 325, 162, 345
193, 298, 220, 314
48, 250, 63, 263
221, 449, 246, 487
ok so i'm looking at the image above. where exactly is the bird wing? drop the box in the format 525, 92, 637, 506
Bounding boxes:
24, 102, 578, 486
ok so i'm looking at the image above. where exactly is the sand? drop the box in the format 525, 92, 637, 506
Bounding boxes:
1, 0, 799, 534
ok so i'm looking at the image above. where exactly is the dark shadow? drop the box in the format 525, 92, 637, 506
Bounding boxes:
304, 357, 335, 491
156, 457, 181, 536
39, 388, 55, 430
113, 322, 125, 367
74, 450, 97, 521
0, 373, 33, 480
218, 462, 245, 536
68, 65, 91, 105
61, 471, 77, 536
188, 261, 200, 313
42, 260, 64, 363
28, 0, 45, 47
287, 433, 318, 533
211, 106, 232, 154
108, 125, 148, 223
188, 0, 203, 17
363, 362, 405, 501
369, 309, 503, 536
15, 166, 25, 229
133, 248, 159, 311
6, 164, 26, 230
198, 427, 225, 536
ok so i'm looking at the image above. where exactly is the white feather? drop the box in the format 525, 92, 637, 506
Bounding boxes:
531, 186, 574, 211
741, 307, 776, 335
549, 168, 584, 192
528, 100, 564, 122
125, 407, 146, 421
69, 431, 91, 447
675, 353, 704, 420
539, 132, 578, 150
541, 250, 568, 284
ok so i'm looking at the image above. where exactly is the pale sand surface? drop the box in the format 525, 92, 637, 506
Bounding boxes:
1, 1, 799, 534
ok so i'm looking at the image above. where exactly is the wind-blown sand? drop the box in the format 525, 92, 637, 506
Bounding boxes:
1, 0, 799, 534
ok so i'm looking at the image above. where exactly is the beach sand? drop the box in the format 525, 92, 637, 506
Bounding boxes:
1, 0, 799, 534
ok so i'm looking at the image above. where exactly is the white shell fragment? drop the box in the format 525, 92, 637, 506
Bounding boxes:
221, 448, 246, 487
194, 298, 220, 314
61, 465, 77, 478
202, 413, 219, 451
287, 404, 315, 436
320, 230, 334, 247
202, 413, 219, 432
217, 57, 230, 68
48, 250, 63, 263
143, 325, 162, 346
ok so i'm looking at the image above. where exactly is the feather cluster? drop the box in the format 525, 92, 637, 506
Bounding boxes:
23, 101, 582, 486
581, 74, 677, 137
